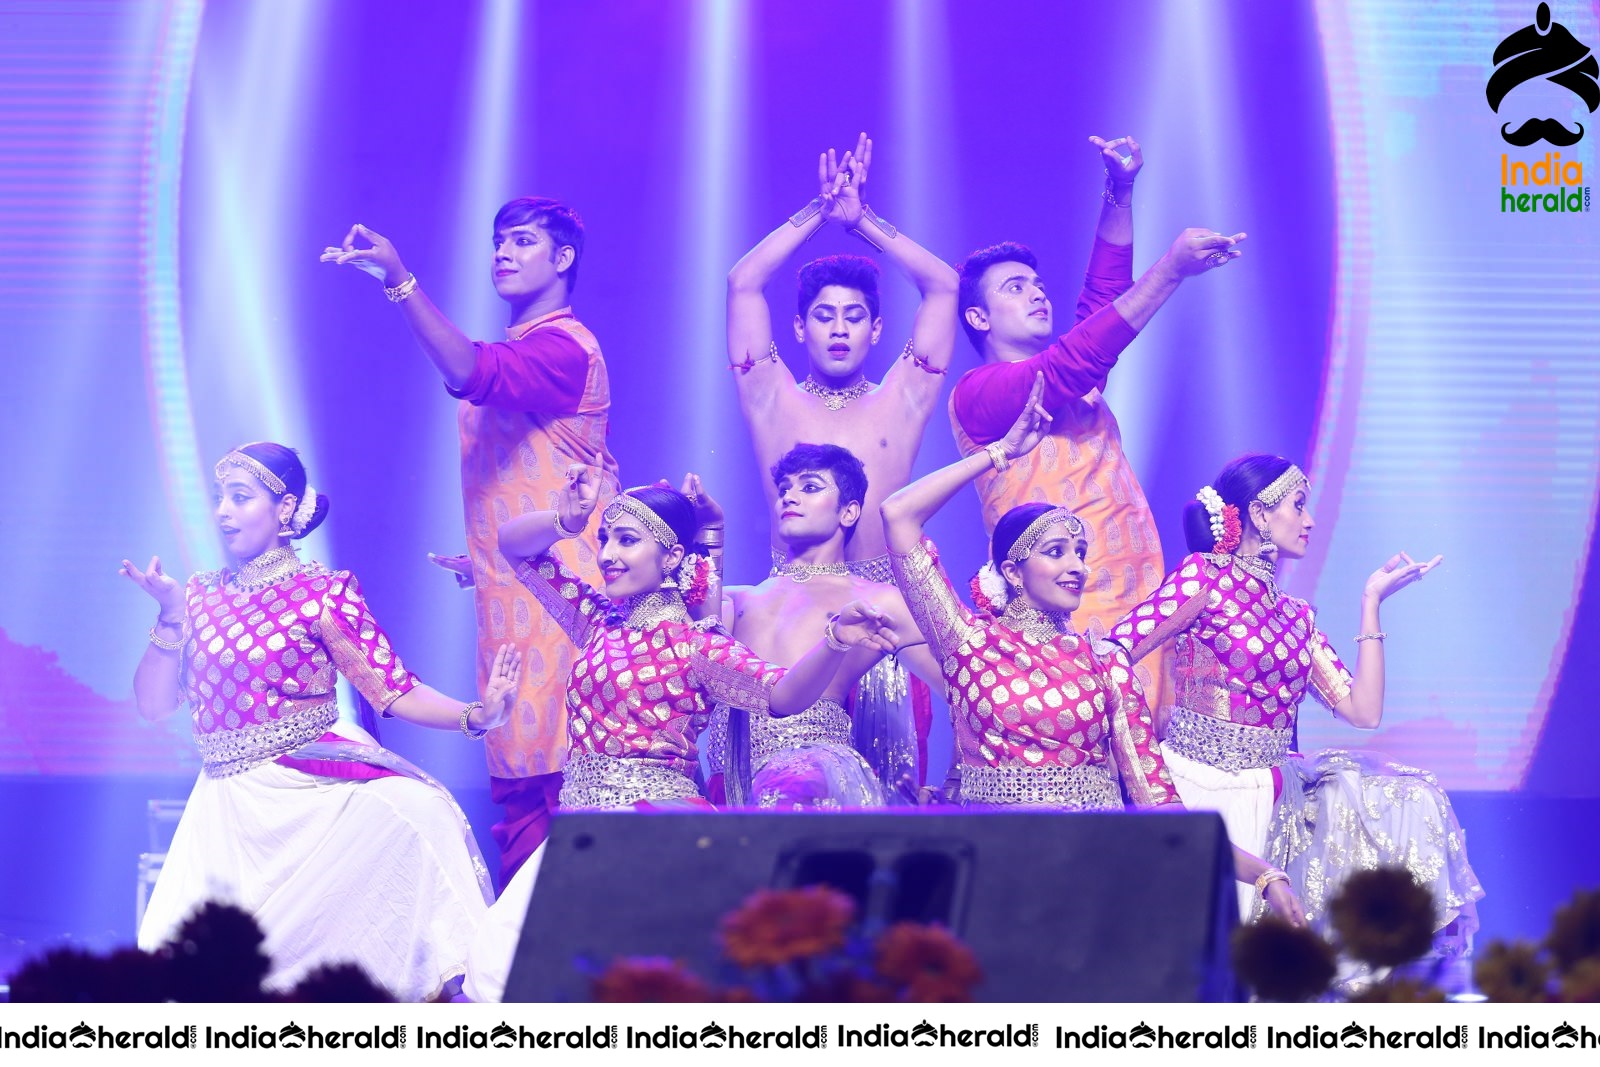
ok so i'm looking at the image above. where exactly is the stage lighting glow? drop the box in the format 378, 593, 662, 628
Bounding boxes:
141, 0, 211, 573
184, 0, 319, 488
686, 0, 749, 459
444, 0, 523, 335
1302, 0, 1600, 789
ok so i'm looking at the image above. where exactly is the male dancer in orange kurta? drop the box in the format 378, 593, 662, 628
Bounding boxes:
323, 198, 619, 882
950, 138, 1245, 724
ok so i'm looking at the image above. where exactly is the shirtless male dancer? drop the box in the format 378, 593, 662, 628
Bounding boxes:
714, 444, 940, 807
725, 133, 959, 785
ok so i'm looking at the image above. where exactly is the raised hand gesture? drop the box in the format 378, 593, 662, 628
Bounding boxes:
120, 556, 185, 620
678, 472, 724, 531
320, 223, 409, 286
819, 132, 872, 228
427, 552, 476, 589
997, 373, 1054, 461
558, 464, 603, 533
831, 599, 899, 654
1089, 135, 1143, 186
1363, 552, 1442, 603
476, 644, 523, 731
1164, 227, 1248, 277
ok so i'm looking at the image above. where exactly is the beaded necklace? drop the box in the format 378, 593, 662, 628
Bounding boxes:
799, 375, 872, 411
229, 545, 304, 593
615, 588, 690, 630
1001, 598, 1073, 644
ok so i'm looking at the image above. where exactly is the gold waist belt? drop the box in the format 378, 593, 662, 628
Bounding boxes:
1163, 706, 1292, 772
559, 751, 701, 811
708, 699, 854, 773
960, 761, 1122, 810
194, 699, 339, 778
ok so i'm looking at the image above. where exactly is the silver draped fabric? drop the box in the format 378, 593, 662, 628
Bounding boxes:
708, 700, 885, 810
1260, 748, 1483, 966
851, 654, 919, 803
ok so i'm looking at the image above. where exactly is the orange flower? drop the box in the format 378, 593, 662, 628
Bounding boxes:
873, 922, 983, 1001
719, 887, 856, 968
591, 957, 712, 1002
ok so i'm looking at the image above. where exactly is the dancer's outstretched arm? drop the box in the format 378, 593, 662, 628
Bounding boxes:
1332, 553, 1443, 729
321, 224, 477, 388
120, 555, 186, 720
882, 374, 1051, 553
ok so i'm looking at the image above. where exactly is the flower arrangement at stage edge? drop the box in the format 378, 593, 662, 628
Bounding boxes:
591, 957, 712, 1003
589, 885, 984, 1003
719, 886, 854, 968
1471, 887, 1600, 1003
1329, 867, 1437, 968
1231, 871, 1600, 1003
1229, 916, 1337, 1002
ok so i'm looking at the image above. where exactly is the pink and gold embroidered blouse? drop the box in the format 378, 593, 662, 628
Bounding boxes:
1110, 553, 1353, 734
889, 539, 1176, 807
181, 564, 417, 777
514, 551, 787, 779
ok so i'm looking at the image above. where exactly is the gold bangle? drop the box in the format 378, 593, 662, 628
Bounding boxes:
983, 442, 1010, 472
1353, 632, 1387, 643
553, 510, 585, 539
460, 701, 487, 740
148, 626, 186, 652
1254, 868, 1290, 898
384, 272, 419, 303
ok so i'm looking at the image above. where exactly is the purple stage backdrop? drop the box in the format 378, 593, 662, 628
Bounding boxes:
0, 0, 1596, 954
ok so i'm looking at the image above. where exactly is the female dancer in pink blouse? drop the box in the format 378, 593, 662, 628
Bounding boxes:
500, 466, 895, 810
880, 377, 1180, 811
1111, 454, 1482, 959
122, 442, 519, 1001
465, 466, 895, 999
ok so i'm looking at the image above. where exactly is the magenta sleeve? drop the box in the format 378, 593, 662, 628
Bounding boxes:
447, 328, 590, 413
949, 303, 1139, 445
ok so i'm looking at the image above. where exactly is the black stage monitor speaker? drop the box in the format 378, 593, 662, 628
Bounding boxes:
504, 810, 1239, 1002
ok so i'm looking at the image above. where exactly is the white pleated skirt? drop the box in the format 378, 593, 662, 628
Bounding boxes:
138, 756, 491, 1001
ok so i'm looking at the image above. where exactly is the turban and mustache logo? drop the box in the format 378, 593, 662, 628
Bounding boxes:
1486, 2, 1598, 146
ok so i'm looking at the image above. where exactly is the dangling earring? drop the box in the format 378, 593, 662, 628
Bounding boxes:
278, 515, 294, 537
1255, 523, 1277, 560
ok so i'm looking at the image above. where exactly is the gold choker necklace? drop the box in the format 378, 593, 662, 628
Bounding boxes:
799, 375, 872, 411
615, 588, 689, 630
231, 545, 303, 593
1002, 598, 1073, 644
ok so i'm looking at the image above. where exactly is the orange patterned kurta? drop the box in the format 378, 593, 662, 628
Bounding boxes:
949, 239, 1172, 722
455, 308, 620, 778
